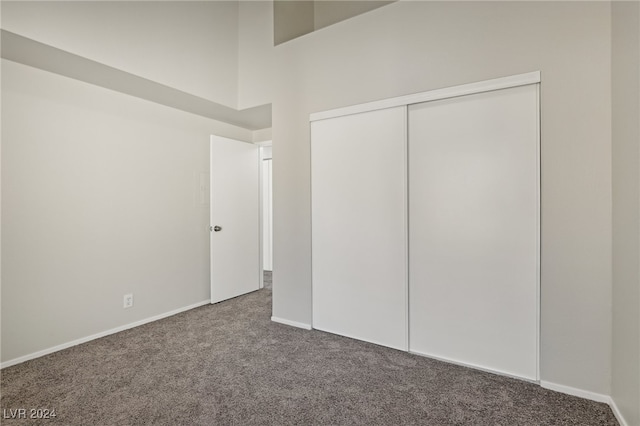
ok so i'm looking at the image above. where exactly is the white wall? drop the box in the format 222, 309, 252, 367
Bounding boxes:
1, 59, 251, 364
272, 1, 612, 396
612, 2, 640, 424
238, 1, 275, 110
1, 1, 240, 108
252, 127, 273, 144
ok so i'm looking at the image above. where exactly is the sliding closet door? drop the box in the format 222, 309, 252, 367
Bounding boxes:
312, 107, 407, 350
408, 84, 539, 380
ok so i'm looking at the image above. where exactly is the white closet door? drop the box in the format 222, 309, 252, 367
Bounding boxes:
408, 84, 539, 380
312, 107, 407, 350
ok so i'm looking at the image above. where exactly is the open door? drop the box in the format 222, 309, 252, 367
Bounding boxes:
210, 135, 261, 304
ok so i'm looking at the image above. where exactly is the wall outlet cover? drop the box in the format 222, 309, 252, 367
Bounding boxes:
123, 294, 134, 309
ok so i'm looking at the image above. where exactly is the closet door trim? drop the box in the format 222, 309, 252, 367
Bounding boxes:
310, 71, 540, 122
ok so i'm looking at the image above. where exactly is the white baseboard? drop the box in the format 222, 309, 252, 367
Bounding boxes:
540, 380, 610, 404
608, 396, 630, 426
1, 300, 211, 369
271, 316, 312, 330
410, 350, 538, 383
541, 381, 631, 425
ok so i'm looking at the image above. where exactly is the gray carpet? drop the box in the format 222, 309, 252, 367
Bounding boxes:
263, 270, 272, 290
1, 281, 617, 425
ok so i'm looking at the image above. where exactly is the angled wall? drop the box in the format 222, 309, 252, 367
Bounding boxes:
274, 0, 394, 45
313, 1, 394, 31
1, 1, 240, 107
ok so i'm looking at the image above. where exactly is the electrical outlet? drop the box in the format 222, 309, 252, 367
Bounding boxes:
123, 294, 133, 309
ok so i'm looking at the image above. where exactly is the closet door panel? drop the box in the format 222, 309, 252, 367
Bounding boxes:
408, 84, 539, 379
312, 107, 407, 350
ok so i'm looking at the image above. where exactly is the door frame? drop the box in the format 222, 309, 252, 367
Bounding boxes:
258, 141, 273, 281
254, 140, 273, 289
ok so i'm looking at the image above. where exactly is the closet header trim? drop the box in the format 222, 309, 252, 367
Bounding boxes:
309, 71, 541, 122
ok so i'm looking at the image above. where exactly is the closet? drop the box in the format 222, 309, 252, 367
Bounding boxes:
310, 72, 540, 381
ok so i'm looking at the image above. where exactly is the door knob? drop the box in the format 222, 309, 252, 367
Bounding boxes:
213, 226, 222, 232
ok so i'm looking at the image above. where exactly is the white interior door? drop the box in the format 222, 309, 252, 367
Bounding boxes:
408, 84, 539, 380
210, 135, 261, 304
311, 107, 408, 351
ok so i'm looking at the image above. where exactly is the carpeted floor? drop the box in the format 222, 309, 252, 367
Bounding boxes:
1, 279, 617, 425
263, 270, 272, 290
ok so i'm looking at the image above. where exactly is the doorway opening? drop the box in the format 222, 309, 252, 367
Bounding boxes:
260, 143, 273, 290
